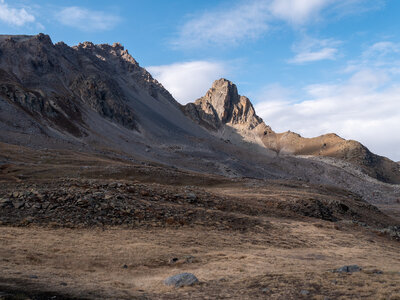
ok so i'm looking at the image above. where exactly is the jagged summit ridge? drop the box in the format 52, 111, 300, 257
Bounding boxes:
0, 33, 179, 135
184, 78, 269, 133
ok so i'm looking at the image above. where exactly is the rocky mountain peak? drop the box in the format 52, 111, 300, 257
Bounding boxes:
184, 78, 265, 131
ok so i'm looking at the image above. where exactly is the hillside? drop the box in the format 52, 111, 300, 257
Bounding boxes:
184, 78, 400, 184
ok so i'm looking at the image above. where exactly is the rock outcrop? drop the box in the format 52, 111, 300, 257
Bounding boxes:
184, 79, 273, 147
184, 79, 265, 131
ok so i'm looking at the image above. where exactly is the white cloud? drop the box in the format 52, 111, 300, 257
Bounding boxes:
56, 6, 120, 32
269, 0, 329, 24
147, 61, 227, 104
172, 1, 270, 48
289, 37, 341, 64
173, 0, 378, 49
254, 67, 400, 160
290, 47, 338, 63
0, 0, 35, 26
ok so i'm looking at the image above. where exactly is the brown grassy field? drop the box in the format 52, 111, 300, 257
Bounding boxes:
1, 221, 400, 299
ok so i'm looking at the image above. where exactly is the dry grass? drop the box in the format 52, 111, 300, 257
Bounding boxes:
1, 219, 399, 299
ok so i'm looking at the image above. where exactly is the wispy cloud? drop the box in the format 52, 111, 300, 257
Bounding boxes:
345, 41, 400, 73
147, 61, 227, 104
172, 0, 380, 49
172, 1, 270, 49
288, 37, 341, 64
56, 6, 120, 32
269, 0, 329, 24
0, 0, 35, 26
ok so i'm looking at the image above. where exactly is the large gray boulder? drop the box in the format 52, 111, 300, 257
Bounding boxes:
164, 273, 199, 287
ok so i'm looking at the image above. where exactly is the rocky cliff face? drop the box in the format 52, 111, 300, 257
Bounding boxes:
0, 34, 178, 136
184, 79, 268, 131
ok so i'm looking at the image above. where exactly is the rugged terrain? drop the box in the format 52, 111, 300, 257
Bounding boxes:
184, 78, 400, 184
1, 146, 400, 299
0, 34, 400, 299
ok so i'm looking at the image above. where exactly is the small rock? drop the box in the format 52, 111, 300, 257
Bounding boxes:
335, 265, 362, 273
122, 264, 128, 269
185, 193, 197, 203
300, 290, 310, 296
164, 273, 199, 287
60, 282, 68, 286
261, 287, 270, 293
29, 275, 38, 279
12, 200, 25, 209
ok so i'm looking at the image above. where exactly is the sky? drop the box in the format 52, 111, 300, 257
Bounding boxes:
1, 0, 400, 161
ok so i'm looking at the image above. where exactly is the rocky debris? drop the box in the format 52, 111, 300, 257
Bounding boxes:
334, 265, 362, 273
164, 273, 199, 287
377, 226, 400, 239
0, 179, 271, 231
0, 176, 396, 232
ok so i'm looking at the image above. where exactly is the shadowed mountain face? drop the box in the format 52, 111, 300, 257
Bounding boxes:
184, 78, 400, 184
0, 34, 180, 137
0, 34, 399, 207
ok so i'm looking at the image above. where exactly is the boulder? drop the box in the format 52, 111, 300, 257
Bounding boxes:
164, 273, 199, 287
335, 265, 362, 273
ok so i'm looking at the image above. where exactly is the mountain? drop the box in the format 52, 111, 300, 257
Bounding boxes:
184, 78, 400, 184
0, 34, 399, 207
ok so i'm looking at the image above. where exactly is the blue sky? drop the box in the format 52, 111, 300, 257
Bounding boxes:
1, 0, 400, 161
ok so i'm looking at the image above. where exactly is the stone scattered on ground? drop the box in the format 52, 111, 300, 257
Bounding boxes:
300, 290, 310, 296
164, 273, 199, 288
335, 265, 362, 273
